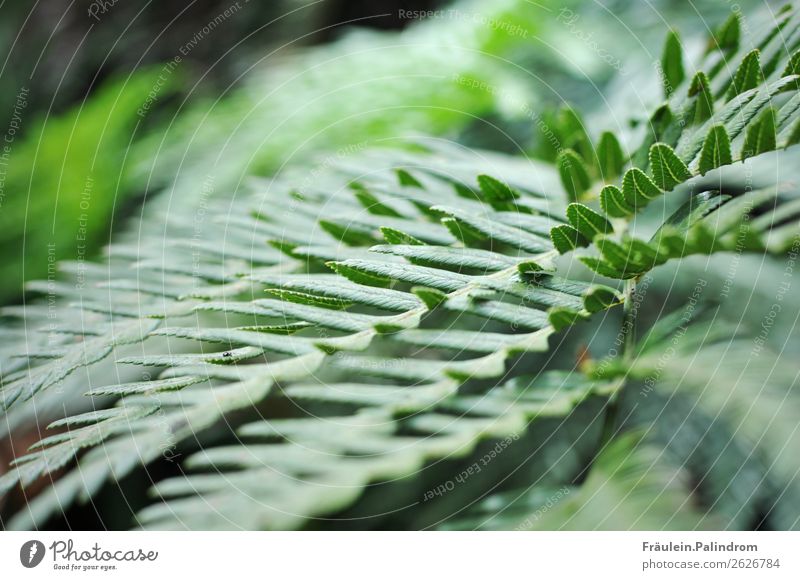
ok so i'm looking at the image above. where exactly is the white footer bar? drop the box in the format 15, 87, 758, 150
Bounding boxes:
2, 531, 798, 579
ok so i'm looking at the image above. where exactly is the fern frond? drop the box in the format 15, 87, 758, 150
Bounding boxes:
582, 184, 799, 279
550, 8, 800, 240
0, 144, 621, 529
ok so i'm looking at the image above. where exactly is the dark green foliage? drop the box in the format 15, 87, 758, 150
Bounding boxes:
699, 125, 733, 174
649, 143, 691, 191
557, 149, 592, 202
688, 72, 714, 124
661, 30, 685, 96
596, 131, 626, 181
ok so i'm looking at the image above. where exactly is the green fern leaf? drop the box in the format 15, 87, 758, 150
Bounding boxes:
557, 106, 595, 165
380, 226, 424, 245
687, 71, 714, 124
698, 124, 732, 174
477, 174, 519, 205
578, 256, 627, 279
551, 224, 589, 254
782, 49, 800, 78
557, 149, 592, 202
622, 167, 662, 208
600, 185, 634, 217
649, 143, 691, 191
583, 285, 624, 313
742, 107, 777, 160
353, 187, 404, 217
780, 116, 800, 148
661, 29, 685, 96
396, 168, 423, 188
711, 11, 740, 54
548, 307, 589, 332
726, 49, 763, 100
596, 131, 625, 180
566, 203, 613, 240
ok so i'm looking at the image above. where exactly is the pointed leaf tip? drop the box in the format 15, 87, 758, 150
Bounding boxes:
477, 174, 518, 203
699, 125, 732, 175
597, 131, 625, 180
600, 185, 634, 218
661, 29, 685, 96
557, 149, 592, 202
566, 203, 614, 240
726, 49, 763, 100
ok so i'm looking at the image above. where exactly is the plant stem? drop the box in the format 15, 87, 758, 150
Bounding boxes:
597, 276, 640, 450
622, 276, 639, 362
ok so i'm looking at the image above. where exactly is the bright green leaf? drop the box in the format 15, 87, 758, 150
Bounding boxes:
649, 143, 692, 191
698, 125, 733, 174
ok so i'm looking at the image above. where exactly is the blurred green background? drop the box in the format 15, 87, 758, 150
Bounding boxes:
0, 0, 760, 303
